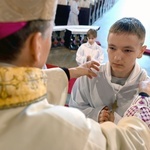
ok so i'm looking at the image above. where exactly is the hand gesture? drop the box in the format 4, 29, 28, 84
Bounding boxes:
69, 60, 100, 79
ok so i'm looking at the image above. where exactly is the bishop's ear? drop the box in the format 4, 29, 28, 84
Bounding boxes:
30, 32, 43, 62
137, 45, 147, 58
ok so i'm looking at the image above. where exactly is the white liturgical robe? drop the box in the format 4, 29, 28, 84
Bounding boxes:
67, 0, 79, 25
69, 62, 149, 123
76, 42, 104, 65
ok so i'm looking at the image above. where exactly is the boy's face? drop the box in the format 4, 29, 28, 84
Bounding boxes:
107, 33, 146, 78
87, 35, 96, 45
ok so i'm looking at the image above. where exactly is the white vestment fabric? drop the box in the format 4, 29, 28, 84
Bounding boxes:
44, 68, 68, 105
67, 0, 79, 25
76, 41, 104, 65
69, 62, 149, 122
0, 67, 150, 150
1, 103, 150, 149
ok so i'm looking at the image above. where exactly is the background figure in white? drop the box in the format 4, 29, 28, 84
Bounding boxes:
76, 29, 104, 65
58, 0, 68, 5
67, 0, 80, 25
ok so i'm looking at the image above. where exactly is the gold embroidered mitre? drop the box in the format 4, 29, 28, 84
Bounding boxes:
0, 0, 58, 22
0, 67, 47, 109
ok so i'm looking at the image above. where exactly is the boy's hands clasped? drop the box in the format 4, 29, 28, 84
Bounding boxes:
87, 55, 91, 62
98, 106, 114, 124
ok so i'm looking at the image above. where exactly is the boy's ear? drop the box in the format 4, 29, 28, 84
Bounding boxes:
137, 45, 147, 58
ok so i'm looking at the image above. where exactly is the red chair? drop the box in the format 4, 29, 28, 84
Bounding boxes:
68, 78, 76, 94
144, 49, 150, 55
46, 64, 58, 68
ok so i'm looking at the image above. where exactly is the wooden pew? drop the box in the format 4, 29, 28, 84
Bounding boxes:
78, 8, 91, 25
55, 4, 70, 25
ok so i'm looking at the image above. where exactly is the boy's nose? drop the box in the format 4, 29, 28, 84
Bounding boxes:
114, 51, 123, 61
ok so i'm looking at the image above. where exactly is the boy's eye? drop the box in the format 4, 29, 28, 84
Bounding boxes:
124, 49, 132, 53
109, 46, 116, 50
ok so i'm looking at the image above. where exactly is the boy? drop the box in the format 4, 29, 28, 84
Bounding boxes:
69, 17, 149, 123
76, 29, 104, 65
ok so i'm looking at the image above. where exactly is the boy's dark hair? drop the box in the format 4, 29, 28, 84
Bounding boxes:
109, 17, 146, 43
0, 19, 50, 63
87, 29, 97, 38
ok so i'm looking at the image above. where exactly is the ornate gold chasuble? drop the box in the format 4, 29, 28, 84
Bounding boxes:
0, 67, 47, 109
